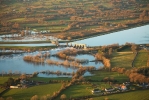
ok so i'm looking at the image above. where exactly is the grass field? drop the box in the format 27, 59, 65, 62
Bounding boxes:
55, 84, 92, 100
134, 50, 149, 67
30, 77, 71, 82
86, 70, 129, 83
93, 89, 149, 100
1, 83, 62, 100
0, 77, 10, 85
111, 52, 135, 69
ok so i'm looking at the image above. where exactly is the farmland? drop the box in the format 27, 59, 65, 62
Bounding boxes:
0, 0, 149, 40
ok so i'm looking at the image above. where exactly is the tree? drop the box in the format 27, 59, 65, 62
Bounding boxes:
60, 94, 67, 100
40, 95, 47, 100
108, 48, 113, 56
131, 44, 139, 53
20, 74, 27, 80
31, 95, 39, 100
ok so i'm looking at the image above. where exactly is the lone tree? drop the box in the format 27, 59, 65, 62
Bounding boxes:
60, 94, 67, 100
30, 95, 38, 100
131, 44, 139, 53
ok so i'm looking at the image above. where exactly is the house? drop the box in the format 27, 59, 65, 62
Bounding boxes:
10, 86, 18, 88
92, 89, 101, 94
121, 85, 127, 91
137, 83, 149, 88
123, 82, 130, 86
105, 88, 114, 92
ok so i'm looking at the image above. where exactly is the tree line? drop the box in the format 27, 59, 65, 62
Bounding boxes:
112, 67, 149, 84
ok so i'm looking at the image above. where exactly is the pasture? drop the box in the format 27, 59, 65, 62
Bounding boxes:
1, 83, 62, 100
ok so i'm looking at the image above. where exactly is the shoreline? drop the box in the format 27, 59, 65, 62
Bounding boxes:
71, 22, 149, 42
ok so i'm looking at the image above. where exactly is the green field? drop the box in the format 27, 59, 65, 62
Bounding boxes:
134, 50, 149, 67
93, 89, 149, 100
1, 83, 62, 100
55, 84, 92, 100
30, 77, 71, 82
86, 70, 129, 83
111, 52, 135, 68
0, 77, 11, 85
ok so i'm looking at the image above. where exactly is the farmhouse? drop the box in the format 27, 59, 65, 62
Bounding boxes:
105, 88, 114, 92
92, 89, 101, 94
10, 86, 19, 89
121, 85, 127, 91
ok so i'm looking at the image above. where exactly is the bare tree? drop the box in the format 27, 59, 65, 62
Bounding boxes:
31, 95, 39, 100
60, 94, 67, 100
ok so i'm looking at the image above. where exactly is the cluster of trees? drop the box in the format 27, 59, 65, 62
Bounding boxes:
56, 49, 89, 63
137, 66, 149, 76
46, 59, 95, 70
57, 49, 77, 56
111, 67, 126, 74
129, 72, 149, 83
95, 51, 111, 68
40, 70, 73, 76
23, 55, 45, 63
66, 56, 89, 63
112, 67, 149, 84
30, 94, 51, 100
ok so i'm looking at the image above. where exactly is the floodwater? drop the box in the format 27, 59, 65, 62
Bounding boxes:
75, 25, 149, 46
0, 48, 103, 77
0, 24, 149, 77
0, 24, 149, 47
